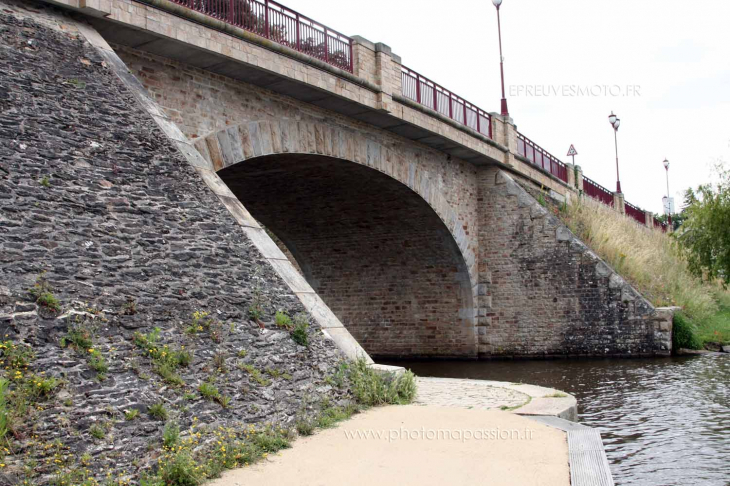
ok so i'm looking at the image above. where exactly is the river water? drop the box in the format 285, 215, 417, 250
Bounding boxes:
383, 355, 729, 486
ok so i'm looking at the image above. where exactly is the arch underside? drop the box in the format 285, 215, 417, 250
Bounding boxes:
219, 154, 477, 358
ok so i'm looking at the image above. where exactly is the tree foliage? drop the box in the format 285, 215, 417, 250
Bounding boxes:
678, 163, 730, 286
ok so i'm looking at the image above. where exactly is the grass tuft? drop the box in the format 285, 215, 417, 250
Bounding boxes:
148, 402, 168, 421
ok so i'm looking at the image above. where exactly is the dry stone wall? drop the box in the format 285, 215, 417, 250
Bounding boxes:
0, 2, 351, 483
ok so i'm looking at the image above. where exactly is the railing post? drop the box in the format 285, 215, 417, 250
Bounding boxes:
644, 210, 654, 229
575, 165, 583, 192
296, 13, 300, 51
433, 85, 437, 112
448, 94, 453, 119
229, 0, 234, 24
463, 103, 467, 127
415, 74, 421, 104
349, 41, 353, 73
264, 0, 269, 38
476, 112, 481, 134
614, 192, 626, 214
324, 28, 329, 63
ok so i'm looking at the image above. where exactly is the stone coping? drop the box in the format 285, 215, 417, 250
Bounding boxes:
414, 376, 578, 421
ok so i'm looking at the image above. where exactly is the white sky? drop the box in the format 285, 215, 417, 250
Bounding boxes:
281, 0, 730, 213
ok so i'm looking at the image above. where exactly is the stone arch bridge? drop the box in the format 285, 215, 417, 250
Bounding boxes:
40, 0, 672, 358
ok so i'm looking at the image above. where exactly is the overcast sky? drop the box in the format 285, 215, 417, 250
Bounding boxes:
281, 0, 730, 214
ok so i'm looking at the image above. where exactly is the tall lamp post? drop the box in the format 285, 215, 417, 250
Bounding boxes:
663, 158, 672, 227
608, 112, 621, 193
492, 0, 509, 117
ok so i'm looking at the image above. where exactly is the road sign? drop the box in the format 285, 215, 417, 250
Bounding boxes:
567, 145, 578, 157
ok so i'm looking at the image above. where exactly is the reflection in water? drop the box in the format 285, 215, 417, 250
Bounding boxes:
382, 356, 730, 486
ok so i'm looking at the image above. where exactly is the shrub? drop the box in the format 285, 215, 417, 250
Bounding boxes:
148, 402, 168, 420
248, 282, 264, 321
88, 349, 108, 374
29, 275, 60, 312
295, 419, 314, 436
0, 340, 34, 370
314, 404, 359, 429
163, 421, 180, 449
274, 311, 292, 329
673, 311, 703, 350
187, 311, 226, 343
89, 424, 105, 440
125, 409, 140, 421
212, 352, 227, 373
159, 451, 204, 486
291, 314, 309, 347
62, 325, 93, 350
122, 298, 137, 315
248, 304, 263, 321
240, 364, 270, 387
134, 328, 190, 385
134, 327, 161, 350
0, 379, 9, 442
156, 362, 184, 387
198, 382, 220, 400
25, 375, 61, 400
348, 358, 417, 406
36, 292, 60, 312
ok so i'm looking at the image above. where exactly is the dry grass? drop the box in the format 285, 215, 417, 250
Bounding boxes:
562, 198, 729, 324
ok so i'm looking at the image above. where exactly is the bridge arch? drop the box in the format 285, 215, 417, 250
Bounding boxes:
196, 120, 478, 358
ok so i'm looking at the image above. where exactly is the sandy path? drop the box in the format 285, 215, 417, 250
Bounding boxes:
208, 405, 569, 486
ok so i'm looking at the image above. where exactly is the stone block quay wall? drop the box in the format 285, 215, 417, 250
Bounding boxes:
477, 169, 672, 357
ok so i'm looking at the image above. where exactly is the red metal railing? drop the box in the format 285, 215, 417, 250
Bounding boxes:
625, 201, 646, 225
168, 0, 353, 72
583, 176, 614, 207
401, 67, 492, 139
654, 217, 668, 232
516, 133, 569, 183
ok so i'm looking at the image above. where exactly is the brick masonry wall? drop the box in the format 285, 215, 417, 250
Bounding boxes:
476, 168, 672, 357
114, 45, 480, 285
219, 154, 477, 358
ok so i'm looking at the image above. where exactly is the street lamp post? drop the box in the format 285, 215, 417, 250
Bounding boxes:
492, 0, 509, 117
663, 158, 672, 228
608, 112, 622, 193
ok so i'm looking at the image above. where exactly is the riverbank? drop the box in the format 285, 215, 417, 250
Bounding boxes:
695, 305, 730, 349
